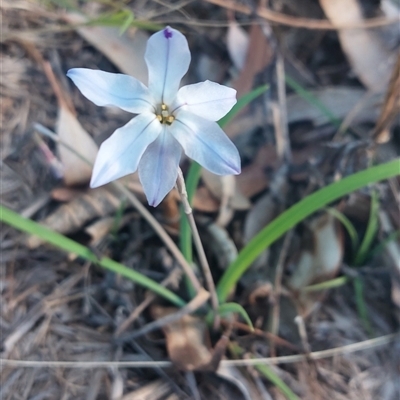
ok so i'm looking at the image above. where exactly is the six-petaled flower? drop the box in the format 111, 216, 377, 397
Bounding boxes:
67, 26, 241, 207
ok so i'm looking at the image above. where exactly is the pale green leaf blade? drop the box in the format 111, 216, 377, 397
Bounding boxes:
217, 159, 400, 302
0, 205, 186, 307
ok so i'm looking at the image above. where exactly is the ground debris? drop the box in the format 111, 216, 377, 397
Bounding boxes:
1, 0, 399, 398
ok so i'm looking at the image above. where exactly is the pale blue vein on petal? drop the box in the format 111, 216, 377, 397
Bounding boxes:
138, 127, 182, 207
144, 27, 190, 105
171, 110, 241, 175
67, 68, 155, 114
90, 113, 161, 188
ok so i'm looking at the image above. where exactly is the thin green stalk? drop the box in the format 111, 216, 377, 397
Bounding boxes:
179, 84, 269, 296
255, 364, 300, 400
229, 343, 299, 400
353, 277, 373, 337
285, 75, 340, 127
302, 276, 348, 292
325, 207, 359, 256
369, 230, 400, 259
0, 205, 186, 308
354, 190, 379, 265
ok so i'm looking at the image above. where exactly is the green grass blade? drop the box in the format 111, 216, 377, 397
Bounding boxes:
119, 11, 135, 35
0, 205, 186, 308
302, 276, 348, 292
217, 159, 400, 302
213, 302, 254, 330
255, 364, 300, 400
369, 230, 400, 260
354, 190, 379, 265
325, 207, 359, 255
217, 84, 269, 128
111, 199, 127, 237
285, 75, 340, 127
353, 277, 373, 336
85, 10, 162, 31
43, 0, 80, 11
229, 343, 299, 400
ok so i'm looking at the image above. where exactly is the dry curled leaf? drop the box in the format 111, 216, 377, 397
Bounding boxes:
287, 214, 344, 317
231, 23, 274, 99
226, 20, 249, 71
65, 13, 149, 83
373, 54, 400, 143
206, 223, 238, 270
121, 380, 172, 400
192, 186, 220, 212
288, 213, 343, 291
319, 0, 395, 91
216, 365, 257, 400
236, 144, 278, 198
26, 186, 122, 248
28, 48, 98, 186
151, 305, 213, 371
202, 170, 250, 226
56, 105, 98, 186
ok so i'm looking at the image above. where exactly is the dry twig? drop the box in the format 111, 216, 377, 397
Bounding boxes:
205, 0, 400, 30
1, 333, 397, 368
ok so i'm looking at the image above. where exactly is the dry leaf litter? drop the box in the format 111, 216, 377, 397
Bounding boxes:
1, 0, 400, 399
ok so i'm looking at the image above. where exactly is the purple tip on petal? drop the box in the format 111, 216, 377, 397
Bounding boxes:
163, 27, 173, 39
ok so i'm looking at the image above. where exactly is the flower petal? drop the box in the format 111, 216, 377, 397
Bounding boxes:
90, 113, 161, 188
145, 27, 190, 105
171, 81, 237, 121
67, 68, 155, 114
172, 110, 241, 175
138, 127, 182, 207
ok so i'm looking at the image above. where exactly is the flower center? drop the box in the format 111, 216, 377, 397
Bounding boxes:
156, 104, 175, 125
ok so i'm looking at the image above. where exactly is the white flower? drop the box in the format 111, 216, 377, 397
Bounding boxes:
67, 26, 241, 206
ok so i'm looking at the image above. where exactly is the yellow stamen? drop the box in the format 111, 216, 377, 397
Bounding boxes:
156, 103, 175, 125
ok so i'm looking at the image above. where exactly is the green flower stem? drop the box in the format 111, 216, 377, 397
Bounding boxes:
179, 85, 270, 298
176, 169, 219, 318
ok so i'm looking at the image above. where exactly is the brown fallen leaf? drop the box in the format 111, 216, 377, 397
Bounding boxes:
84, 216, 115, 247
223, 21, 275, 143
231, 22, 275, 99
26, 186, 122, 248
287, 213, 344, 291
240, 175, 288, 288
236, 144, 278, 198
151, 305, 228, 371
201, 170, 250, 227
121, 380, 172, 400
25, 44, 98, 186
192, 186, 220, 212
286, 213, 344, 317
51, 187, 85, 203
373, 54, 400, 143
319, 0, 395, 91
226, 20, 249, 71
56, 105, 98, 185
206, 223, 238, 270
